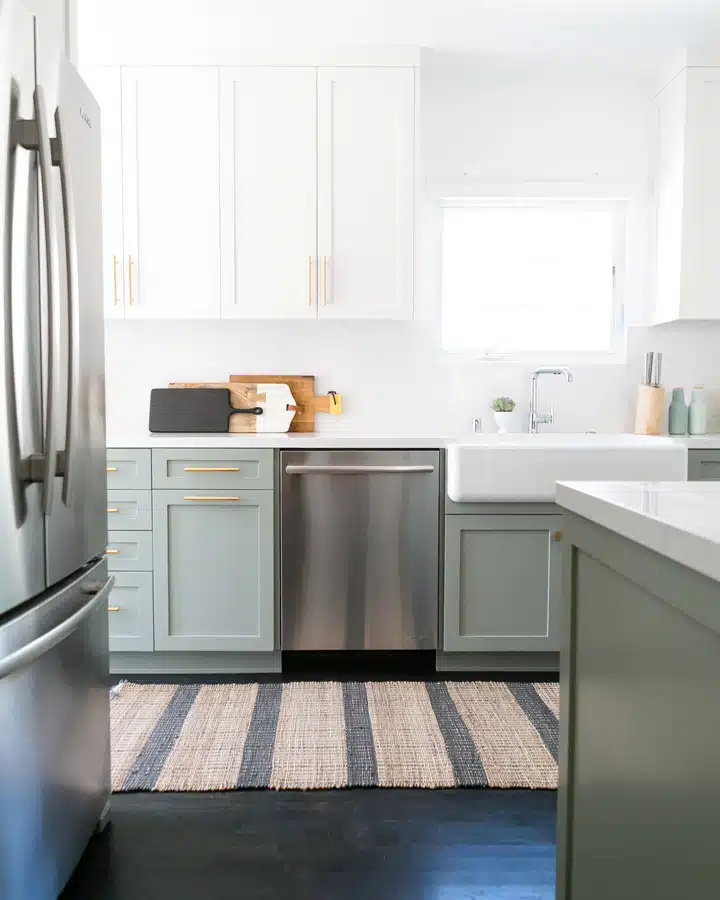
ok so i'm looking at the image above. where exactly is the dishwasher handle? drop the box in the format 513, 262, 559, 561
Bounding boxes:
285, 465, 435, 475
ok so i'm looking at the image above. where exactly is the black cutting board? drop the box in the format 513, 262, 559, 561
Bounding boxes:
149, 389, 262, 433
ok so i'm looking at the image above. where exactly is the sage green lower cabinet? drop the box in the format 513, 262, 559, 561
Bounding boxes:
108, 572, 154, 652
443, 514, 563, 652
688, 450, 720, 481
152, 490, 274, 652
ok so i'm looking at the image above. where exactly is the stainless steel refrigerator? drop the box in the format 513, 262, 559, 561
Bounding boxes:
0, 2, 113, 897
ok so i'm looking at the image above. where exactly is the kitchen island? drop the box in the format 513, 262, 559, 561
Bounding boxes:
556, 482, 720, 900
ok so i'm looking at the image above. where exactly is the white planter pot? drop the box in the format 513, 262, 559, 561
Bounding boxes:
493, 411, 515, 434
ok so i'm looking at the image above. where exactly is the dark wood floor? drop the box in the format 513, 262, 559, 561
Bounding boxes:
61, 788, 556, 900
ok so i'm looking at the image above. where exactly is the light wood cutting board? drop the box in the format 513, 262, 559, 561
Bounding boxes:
229, 375, 342, 433
169, 382, 297, 433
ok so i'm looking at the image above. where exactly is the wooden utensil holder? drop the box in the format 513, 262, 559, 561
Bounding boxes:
634, 385, 665, 435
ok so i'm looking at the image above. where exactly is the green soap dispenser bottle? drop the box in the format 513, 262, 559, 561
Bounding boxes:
668, 388, 688, 435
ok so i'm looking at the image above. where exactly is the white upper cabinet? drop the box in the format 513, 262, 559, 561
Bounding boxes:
121, 67, 221, 318
83, 66, 125, 318
219, 67, 318, 319
317, 67, 415, 320
89, 62, 416, 321
654, 66, 720, 323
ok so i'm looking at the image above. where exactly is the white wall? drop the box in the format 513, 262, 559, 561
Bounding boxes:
26, 0, 75, 59
103, 51, 720, 439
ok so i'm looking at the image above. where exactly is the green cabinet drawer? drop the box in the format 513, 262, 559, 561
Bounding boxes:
107, 531, 153, 572
444, 514, 563, 653
688, 450, 720, 481
152, 490, 274, 652
107, 489, 152, 530
152, 449, 274, 490
106, 449, 151, 489
108, 572, 154, 652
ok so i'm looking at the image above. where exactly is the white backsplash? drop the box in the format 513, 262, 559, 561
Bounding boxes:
103, 54, 720, 439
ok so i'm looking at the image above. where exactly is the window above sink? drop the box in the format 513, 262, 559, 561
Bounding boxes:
440, 196, 627, 362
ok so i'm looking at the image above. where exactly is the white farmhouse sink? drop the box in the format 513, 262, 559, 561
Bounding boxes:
447, 434, 688, 503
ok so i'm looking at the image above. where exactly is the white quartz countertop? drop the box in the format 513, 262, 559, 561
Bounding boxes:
557, 481, 720, 583
105, 432, 453, 449
105, 431, 720, 451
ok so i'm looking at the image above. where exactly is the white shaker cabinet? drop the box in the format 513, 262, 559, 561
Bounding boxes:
121, 67, 221, 318
317, 67, 415, 320
654, 66, 720, 322
82, 66, 125, 318
219, 67, 318, 319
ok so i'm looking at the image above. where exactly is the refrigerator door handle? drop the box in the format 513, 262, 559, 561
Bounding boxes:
0, 575, 114, 680
15, 85, 62, 515
51, 107, 79, 508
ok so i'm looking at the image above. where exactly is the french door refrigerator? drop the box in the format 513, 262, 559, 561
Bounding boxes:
0, 2, 112, 897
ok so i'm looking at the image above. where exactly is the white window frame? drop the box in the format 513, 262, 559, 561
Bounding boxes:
437, 186, 631, 365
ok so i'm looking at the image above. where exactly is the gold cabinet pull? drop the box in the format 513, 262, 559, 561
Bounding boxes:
108, 606, 121, 613
112, 255, 119, 305
127, 255, 134, 305
107, 508, 119, 513
308, 255, 313, 306
183, 467, 240, 473
106, 467, 117, 472
322, 256, 328, 306
552, 530, 563, 542
183, 496, 240, 502
105, 548, 119, 555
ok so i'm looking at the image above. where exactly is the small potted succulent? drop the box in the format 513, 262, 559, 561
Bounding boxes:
491, 396, 517, 434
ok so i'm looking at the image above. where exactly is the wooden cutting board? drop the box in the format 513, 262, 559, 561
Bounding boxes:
229, 375, 342, 433
168, 382, 297, 433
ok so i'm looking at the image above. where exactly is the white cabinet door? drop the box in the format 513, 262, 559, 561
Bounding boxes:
686, 68, 720, 318
654, 67, 720, 322
121, 67, 221, 319
317, 67, 415, 320
219, 67, 318, 319
82, 66, 125, 318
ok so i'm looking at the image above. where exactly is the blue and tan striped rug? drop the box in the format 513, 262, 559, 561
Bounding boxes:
111, 681, 559, 791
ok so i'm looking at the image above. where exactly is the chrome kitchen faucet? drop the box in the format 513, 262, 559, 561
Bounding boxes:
529, 367, 575, 433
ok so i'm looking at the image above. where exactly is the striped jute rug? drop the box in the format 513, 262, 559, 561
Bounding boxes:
111, 681, 559, 792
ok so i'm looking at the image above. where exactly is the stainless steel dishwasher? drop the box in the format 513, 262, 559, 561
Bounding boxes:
281, 450, 441, 650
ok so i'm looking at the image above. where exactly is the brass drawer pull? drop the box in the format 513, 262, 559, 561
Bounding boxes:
128, 255, 135, 305
183, 496, 240, 502
552, 530, 563, 542
112, 255, 119, 306
108, 606, 120, 612
105, 548, 119, 555
106, 467, 117, 472
183, 467, 241, 473
107, 507, 119, 513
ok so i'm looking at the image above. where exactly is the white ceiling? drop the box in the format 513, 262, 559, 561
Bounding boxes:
79, 0, 720, 73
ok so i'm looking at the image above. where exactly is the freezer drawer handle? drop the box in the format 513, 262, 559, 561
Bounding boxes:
285, 465, 435, 475
0, 576, 114, 680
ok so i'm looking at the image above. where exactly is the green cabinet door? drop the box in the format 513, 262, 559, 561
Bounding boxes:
443, 514, 563, 652
153, 490, 274, 651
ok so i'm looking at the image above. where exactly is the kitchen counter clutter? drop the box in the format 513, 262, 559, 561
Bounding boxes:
556, 481, 720, 583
